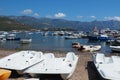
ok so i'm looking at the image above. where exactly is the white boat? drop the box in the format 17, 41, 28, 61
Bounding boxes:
78, 45, 101, 52
20, 38, 32, 44
115, 37, 120, 44
65, 36, 79, 39
24, 52, 78, 79
0, 34, 6, 42
83, 45, 101, 52
110, 46, 120, 52
6, 33, 16, 40
93, 53, 120, 80
0, 51, 44, 70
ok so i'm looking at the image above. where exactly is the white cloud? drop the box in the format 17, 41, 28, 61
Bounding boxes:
33, 13, 40, 17
90, 16, 96, 18
46, 15, 52, 18
77, 16, 83, 18
104, 16, 120, 21
54, 13, 66, 18
21, 9, 33, 15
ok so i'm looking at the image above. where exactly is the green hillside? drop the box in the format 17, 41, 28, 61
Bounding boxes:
0, 16, 32, 31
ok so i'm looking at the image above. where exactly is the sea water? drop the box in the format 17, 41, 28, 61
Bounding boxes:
0, 32, 111, 54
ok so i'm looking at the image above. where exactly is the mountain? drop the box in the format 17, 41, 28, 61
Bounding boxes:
0, 16, 32, 31
8, 16, 120, 31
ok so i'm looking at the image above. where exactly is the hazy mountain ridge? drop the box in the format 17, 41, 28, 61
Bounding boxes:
4, 16, 120, 31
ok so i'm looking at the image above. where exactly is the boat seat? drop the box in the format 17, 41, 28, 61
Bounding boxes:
111, 56, 120, 64
21, 51, 43, 59
33, 51, 43, 58
65, 52, 76, 62
96, 53, 105, 64
44, 53, 55, 59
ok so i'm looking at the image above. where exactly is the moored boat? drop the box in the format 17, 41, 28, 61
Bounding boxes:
6, 33, 20, 41
20, 38, 32, 44
110, 45, 120, 52
65, 36, 79, 39
88, 35, 98, 41
98, 34, 111, 41
78, 45, 101, 52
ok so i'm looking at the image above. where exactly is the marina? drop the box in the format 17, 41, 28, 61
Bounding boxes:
0, 30, 116, 54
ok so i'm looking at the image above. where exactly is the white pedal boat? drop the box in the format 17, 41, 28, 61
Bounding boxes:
93, 53, 120, 80
24, 52, 78, 79
0, 51, 44, 70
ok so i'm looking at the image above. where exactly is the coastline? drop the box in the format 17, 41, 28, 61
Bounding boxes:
0, 49, 105, 80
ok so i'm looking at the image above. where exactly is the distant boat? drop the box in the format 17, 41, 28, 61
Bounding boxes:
88, 27, 99, 41
93, 53, 120, 80
58, 31, 65, 36
114, 37, 120, 44
6, 33, 20, 41
98, 34, 111, 41
20, 38, 32, 44
88, 35, 98, 41
0, 34, 6, 42
65, 36, 80, 39
110, 46, 120, 52
24, 52, 78, 79
88, 34, 111, 41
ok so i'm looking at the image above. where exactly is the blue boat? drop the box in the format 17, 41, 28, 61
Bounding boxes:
98, 34, 111, 41
88, 35, 98, 41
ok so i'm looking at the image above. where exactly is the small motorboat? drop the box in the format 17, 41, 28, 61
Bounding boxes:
6, 33, 20, 41
110, 46, 120, 52
83, 45, 101, 52
93, 53, 120, 80
24, 52, 78, 79
78, 45, 101, 52
0, 69, 11, 80
98, 34, 111, 41
65, 36, 79, 39
20, 38, 32, 44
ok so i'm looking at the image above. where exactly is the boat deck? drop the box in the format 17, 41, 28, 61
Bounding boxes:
0, 51, 43, 70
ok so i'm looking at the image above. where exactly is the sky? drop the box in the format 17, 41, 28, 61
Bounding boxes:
0, 0, 120, 21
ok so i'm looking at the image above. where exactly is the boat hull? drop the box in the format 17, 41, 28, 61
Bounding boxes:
24, 52, 78, 79
88, 36, 98, 40
110, 46, 120, 52
93, 53, 120, 80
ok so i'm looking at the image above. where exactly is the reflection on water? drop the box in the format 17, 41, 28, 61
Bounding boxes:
20, 43, 31, 50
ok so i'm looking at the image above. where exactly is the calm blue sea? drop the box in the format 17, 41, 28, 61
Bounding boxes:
0, 32, 111, 54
